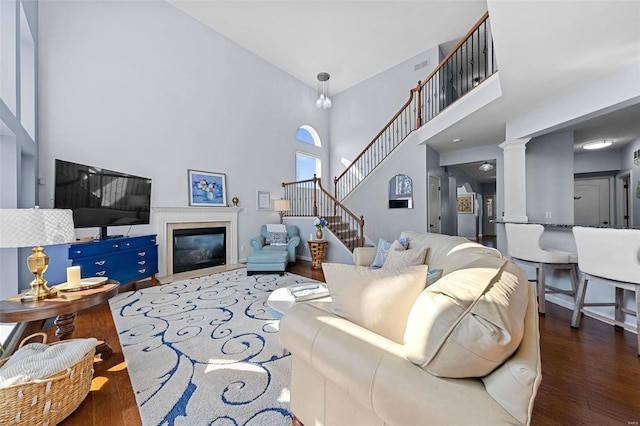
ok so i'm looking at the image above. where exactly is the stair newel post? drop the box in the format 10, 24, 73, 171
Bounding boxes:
334, 176, 338, 202
359, 215, 365, 248
415, 80, 422, 128
312, 174, 318, 217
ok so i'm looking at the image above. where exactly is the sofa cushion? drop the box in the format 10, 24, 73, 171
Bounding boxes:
403, 257, 528, 378
322, 263, 428, 344
382, 246, 428, 269
370, 237, 409, 268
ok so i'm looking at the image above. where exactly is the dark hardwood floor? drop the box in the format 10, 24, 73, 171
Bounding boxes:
20, 261, 639, 425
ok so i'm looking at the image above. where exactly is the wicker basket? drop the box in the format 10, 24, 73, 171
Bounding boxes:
0, 333, 95, 426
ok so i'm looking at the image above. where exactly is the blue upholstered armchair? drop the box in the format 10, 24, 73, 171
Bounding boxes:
250, 225, 300, 263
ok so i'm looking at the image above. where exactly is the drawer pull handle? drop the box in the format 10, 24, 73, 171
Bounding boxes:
75, 250, 82, 254
113, 244, 119, 248
138, 260, 146, 265
96, 271, 107, 276
126, 243, 131, 247
138, 252, 146, 256
95, 260, 106, 266
138, 269, 146, 274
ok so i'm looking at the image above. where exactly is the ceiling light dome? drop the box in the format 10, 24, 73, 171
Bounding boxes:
582, 140, 613, 150
479, 161, 494, 172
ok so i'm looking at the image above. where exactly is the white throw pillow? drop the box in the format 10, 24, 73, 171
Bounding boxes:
382, 246, 427, 269
322, 263, 429, 344
370, 237, 409, 268
404, 258, 528, 378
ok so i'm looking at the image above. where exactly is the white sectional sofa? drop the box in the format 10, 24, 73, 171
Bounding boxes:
279, 231, 542, 425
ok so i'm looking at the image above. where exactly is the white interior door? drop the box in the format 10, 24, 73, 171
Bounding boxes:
574, 177, 612, 225
428, 175, 441, 233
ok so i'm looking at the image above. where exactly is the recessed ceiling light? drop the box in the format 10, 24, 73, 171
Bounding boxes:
453, 138, 462, 143
582, 140, 613, 150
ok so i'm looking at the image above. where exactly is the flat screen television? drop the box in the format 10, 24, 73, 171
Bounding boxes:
54, 159, 152, 239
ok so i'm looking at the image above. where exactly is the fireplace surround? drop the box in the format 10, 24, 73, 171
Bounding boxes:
153, 207, 240, 277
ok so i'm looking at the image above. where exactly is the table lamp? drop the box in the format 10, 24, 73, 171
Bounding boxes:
273, 199, 291, 224
0, 208, 75, 301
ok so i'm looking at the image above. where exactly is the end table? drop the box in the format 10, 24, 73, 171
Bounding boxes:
308, 240, 328, 269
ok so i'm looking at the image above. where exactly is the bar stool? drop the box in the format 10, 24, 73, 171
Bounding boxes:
571, 226, 640, 357
505, 223, 578, 314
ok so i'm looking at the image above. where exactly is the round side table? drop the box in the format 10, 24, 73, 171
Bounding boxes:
308, 240, 328, 269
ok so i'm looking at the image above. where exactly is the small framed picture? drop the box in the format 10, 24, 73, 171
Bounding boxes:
457, 194, 475, 214
257, 190, 271, 210
188, 170, 227, 206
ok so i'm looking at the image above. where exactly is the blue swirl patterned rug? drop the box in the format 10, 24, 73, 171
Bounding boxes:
109, 269, 319, 426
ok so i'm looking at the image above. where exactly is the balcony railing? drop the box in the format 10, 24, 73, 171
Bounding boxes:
335, 12, 495, 201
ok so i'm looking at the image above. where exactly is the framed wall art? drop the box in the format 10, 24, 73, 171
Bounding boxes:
256, 190, 271, 210
457, 194, 475, 214
188, 170, 227, 206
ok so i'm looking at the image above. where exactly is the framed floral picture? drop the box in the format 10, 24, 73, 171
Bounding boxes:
457, 194, 474, 214
188, 170, 227, 206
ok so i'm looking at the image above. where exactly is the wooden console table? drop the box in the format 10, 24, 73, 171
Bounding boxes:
0, 280, 119, 358
308, 240, 328, 269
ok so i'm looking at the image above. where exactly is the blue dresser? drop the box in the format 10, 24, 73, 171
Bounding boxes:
63, 235, 158, 285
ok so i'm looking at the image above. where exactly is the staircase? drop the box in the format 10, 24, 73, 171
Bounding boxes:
282, 176, 364, 252
334, 12, 495, 201
286, 12, 496, 252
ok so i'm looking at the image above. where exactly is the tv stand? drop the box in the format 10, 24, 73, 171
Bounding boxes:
66, 235, 158, 286
100, 234, 124, 240
99, 225, 125, 240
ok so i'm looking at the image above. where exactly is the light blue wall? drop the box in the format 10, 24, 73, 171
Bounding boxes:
37, 0, 329, 258
525, 131, 575, 223
329, 46, 440, 184
574, 149, 622, 174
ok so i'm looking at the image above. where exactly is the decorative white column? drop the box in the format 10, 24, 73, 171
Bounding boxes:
499, 138, 531, 222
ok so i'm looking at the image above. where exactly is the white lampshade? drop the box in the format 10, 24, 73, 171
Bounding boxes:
273, 199, 291, 212
0, 209, 76, 248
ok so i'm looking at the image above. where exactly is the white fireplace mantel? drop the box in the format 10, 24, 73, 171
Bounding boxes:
152, 206, 241, 277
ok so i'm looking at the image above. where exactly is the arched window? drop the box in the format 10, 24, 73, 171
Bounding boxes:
296, 125, 322, 180
296, 125, 321, 147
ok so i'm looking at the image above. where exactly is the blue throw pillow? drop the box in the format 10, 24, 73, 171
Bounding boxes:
370, 237, 410, 268
426, 268, 443, 286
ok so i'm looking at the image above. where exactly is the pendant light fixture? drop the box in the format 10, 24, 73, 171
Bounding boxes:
316, 72, 332, 109
479, 161, 494, 172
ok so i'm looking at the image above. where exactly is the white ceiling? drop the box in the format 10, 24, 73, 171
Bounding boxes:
167, 0, 640, 153
167, 0, 488, 94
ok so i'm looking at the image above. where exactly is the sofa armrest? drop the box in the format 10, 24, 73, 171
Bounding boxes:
352, 246, 376, 266
250, 235, 266, 251
280, 303, 517, 426
279, 303, 397, 412
287, 235, 301, 250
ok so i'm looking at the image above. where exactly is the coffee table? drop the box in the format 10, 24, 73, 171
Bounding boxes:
267, 283, 331, 319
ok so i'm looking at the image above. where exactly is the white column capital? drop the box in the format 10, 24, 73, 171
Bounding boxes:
499, 138, 531, 151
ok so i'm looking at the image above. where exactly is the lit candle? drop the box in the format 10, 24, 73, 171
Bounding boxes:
67, 266, 81, 287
